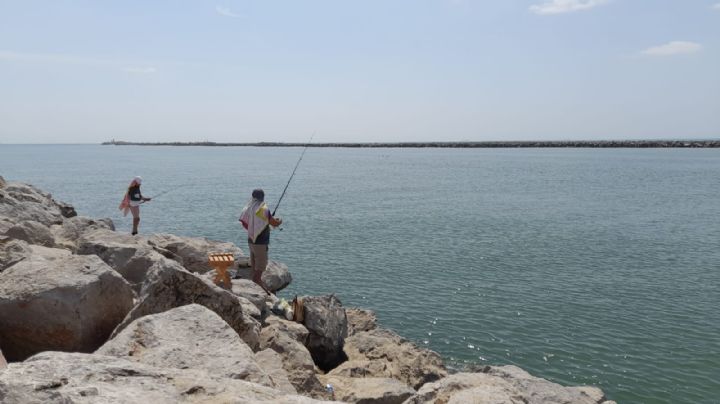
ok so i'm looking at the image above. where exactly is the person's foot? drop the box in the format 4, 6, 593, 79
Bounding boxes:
131, 231, 138, 235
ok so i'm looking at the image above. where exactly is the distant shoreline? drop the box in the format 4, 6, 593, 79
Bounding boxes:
102, 140, 720, 148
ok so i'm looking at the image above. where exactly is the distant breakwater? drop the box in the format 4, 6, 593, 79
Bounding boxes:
102, 140, 720, 148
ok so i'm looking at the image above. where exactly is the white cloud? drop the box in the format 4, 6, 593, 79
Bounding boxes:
529, 0, 610, 15
641, 41, 703, 56
123, 67, 157, 74
216, 5, 242, 18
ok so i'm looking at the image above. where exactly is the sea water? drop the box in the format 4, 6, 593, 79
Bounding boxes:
1, 144, 718, 403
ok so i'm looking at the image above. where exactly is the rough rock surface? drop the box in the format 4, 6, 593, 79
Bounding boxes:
0, 349, 6, 370
148, 233, 244, 273
255, 348, 298, 394
341, 328, 447, 390
260, 325, 327, 398
231, 278, 269, 313
405, 368, 610, 404
262, 316, 310, 345
320, 375, 415, 404
0, 352, 336, 403
346, 308, 378, 336
5, 220, 55, 247
0, 182, 66, 226
77, 228, 166, 288
0, 253, 135, 361
0, 239, 32, 272
50, 216, 115, 250
97, 304, 273, 387
301, 294, 348, 371
235, 259, 293, 293
112, 257, 261, 350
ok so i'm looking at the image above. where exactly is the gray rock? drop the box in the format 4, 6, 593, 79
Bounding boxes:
260, 330, 328, 399
262, 316, 311, 345
112, 257, 261, 350
0, 176, 5, 188
320, 375, 415, 404
404, 368, 607, 404
50, 216, 115, 251
97, 304, 273, 387
301, 294, 348, 371
5, 220, 55, 247
346, 307, 378, 336
55, 200, 77, 218
0, 352, 338, 403
77, 228, 166, 289
148, 233, 244, 273
255, 348, 298, 394
0, 348, 6, 369
232, 278, 270, 313
0, 239, 32, 272
0, 253, 135, 361
235, 259, 293, 293
343, 328, 447, 390
0, 184, 64, 226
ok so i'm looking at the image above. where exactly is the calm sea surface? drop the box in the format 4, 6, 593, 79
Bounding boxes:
1, 145, 719, 403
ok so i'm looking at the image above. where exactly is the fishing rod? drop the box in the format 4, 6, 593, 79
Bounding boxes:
273, 133, 314, 216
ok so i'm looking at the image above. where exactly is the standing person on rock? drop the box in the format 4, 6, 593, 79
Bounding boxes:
240, 189, 282, 295
119, 176, 151, 235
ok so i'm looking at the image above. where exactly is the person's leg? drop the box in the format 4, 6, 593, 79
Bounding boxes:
130, 207, 140, 235
250, 243, 272, 295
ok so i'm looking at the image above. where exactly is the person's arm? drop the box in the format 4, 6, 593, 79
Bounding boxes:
268, 213, 282, 227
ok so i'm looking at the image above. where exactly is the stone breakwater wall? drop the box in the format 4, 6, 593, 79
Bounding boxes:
0, 175, 617, 403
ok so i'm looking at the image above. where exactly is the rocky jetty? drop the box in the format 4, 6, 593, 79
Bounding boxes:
0, 175, 616, 403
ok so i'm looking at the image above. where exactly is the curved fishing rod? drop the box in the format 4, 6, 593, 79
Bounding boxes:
273, 133, 314, 216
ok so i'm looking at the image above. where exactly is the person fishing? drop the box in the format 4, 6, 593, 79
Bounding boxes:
239, 189, 282, 295
118, 176, 151, 235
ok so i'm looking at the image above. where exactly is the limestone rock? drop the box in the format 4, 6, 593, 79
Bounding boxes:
5, 220, 55, 247
255, 348, 298, 394
0, 253, 135, 361
235, 259, 293, 293
346, 307, 378, 336
0, 352, 337, 403
0, 348, 6, 370
148, 233, 244, 273
320, 375, 415, 404
231, 278, 269, 313
50, 216, 115, 250
262, 315, 310, 345
0, 239, 32, 272
0, 184, 64, 226
97, 304, 273, 387
77, 228, 166, 289
343, 328, 447, 389
260, 331, 328, 399
0, 176, 5, 188
112, 258, 261, 350
301, 294, 348, 371
405, 368, 609, 404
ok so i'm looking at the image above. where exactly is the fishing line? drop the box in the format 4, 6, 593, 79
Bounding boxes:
273, 132, 314, 217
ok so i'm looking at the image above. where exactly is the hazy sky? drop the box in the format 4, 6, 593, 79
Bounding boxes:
1, 0, 719, 143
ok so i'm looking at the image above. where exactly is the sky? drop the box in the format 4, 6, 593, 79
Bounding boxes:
1, 0, 719, 143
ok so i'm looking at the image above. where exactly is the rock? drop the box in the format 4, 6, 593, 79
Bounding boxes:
55, 200, 77, 218
342, 328, 447, 389
235, 259, 293, 293
328, 359, 392, 379
112, 258, 261, 350
0, 348, 6, 369
77, 228, 166, 289
260, 331, 328, 399
320, 375, 415, 404
0, 184, 64, 226
97, 304, 273, 387
262, 316, 311, 345
301, 294, 348, 371
0, 239, 32, 272
404, 368, 608, 404
0, 216, 14, 235
0, 176, 5, 188
346, 307, 378, 336
0, 253, 135, 361
148, 233, 244, 273
5, 220, 55, 247
50, 216, 115, 250
231, 278, 269, 313
255, 348, 298, 394
0, 352, 337, 403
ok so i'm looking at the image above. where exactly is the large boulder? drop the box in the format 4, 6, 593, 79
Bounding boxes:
259, 330, 328, 399
341, 328, 447, 390
346, 307, 378, 336
112, 258, 261, 350
0, 352, 337, 403
148, 233, 244, 273
0, 253, 135, 361
231, 279, 269, 314
77, 228, 166, 289
0, 349, 6, 370
320, 375, 415, 404
97, 304, 273, 387
50, 216, 115, 251
301, 295, 348, 371
0, 239, 32, 272
405, 367, 610, 404
235, 259, 293, 293
5, 220, 55, 247
0, 183, 67, 226
255, 348, 298, 394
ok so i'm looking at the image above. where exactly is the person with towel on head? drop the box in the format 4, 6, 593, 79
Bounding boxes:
240, 189, 282, 295
119, 176, 151, 235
